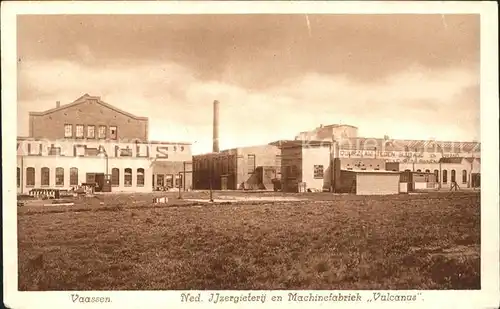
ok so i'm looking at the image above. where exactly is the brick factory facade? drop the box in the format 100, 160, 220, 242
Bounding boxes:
16, 94, 192, 194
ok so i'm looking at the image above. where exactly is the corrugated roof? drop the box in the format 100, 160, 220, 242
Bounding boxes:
338, 137, 480, 153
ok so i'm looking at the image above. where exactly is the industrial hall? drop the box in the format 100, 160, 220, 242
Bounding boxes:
16, 94, 192, 194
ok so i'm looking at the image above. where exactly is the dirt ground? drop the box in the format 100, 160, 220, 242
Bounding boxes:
17, 191, 480, 290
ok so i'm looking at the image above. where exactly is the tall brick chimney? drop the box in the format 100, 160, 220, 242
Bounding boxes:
212, 100, 220, 153
56, 101, 61, 108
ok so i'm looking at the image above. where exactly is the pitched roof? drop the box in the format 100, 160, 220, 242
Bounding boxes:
29, 94, 148, 120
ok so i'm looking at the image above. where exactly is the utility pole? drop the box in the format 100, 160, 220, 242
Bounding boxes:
209, 155, 214, 202
330, 138, 335, 193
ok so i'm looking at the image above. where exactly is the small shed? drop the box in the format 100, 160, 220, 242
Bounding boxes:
400, 171, 437, 192
338, 169, 401, 195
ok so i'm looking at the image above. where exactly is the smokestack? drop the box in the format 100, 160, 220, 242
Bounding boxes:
212, 100, 220, 153
56, 101, 61, 108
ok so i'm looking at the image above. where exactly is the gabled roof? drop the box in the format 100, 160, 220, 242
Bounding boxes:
29, 93, 148, 120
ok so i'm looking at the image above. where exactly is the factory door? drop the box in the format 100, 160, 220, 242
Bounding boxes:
221, 176, 228, 190
94, 173, 105, 192
471, 173, 480, 188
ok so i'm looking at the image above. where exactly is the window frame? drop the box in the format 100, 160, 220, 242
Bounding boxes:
70, 167, 79, 186
55, 167, 64, 186
109, 126, 118, 140
124, 168, 132, 187
26, 167, 35, 187
75, 124, 85, 139
87, 125, 96, 139
137, 168, 145, 187
98, 125, 107, 139
313, 164, 324, 179
64, 124, 73, 138
41, 167, 50, 186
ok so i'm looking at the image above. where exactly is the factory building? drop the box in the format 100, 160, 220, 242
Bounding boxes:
191, 98, 481, 194
16, 94, 192, 194
192, 144, 281, 190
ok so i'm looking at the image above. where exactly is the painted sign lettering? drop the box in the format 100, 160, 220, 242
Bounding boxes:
136, 144, 149, 158
28, 143, 42, 156
156, 146, 169, 159
18, 140, 188, 160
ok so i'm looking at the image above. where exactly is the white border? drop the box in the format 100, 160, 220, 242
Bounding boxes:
2, 2, 499, 309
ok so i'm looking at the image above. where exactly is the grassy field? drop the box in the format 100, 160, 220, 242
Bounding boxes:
18, 191, 480, 290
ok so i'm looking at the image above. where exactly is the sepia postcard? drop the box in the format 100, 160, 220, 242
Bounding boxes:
2, 1, 499, 309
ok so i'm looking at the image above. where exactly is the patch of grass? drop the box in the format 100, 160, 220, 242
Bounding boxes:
18, 192, 480, 290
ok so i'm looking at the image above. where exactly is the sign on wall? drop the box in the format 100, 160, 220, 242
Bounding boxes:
17, 140, 191, 160
338, 150, 478, 163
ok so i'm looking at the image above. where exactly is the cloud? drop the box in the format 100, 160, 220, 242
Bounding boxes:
17, 14, 479, 90
17, 60, 479, 154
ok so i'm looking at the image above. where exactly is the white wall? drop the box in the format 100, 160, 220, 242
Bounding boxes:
356, 173, 400, 195
301, 145, 332, 191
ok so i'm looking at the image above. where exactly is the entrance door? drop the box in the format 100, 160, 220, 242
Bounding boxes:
221, 176, 228, 190
94, 173, 105, 192
471, 173, 480, 188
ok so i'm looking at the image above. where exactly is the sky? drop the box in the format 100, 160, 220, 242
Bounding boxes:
17, 14, 480, 154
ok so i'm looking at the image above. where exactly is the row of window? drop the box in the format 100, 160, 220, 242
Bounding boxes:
110, 168, 144, 186
64, 124, 118, 139
18, 167, 145, 187
154, 174, 183, 188
406, 169, 469, 184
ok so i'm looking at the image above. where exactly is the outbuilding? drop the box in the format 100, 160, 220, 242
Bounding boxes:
337, 169, 401, 195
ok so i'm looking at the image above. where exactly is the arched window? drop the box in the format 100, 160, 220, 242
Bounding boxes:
443, 170, 448, 183
416, 169, 422, 172
404, 169, 411, 172
434, 170, 439, 182
111, 168, 120, 186
26, 167, 35, 186
462, 170, 468, 184
55, 167, 64, 186
451, 169, 456, 183
41, 167, 50, 186
425, 169, 430, 173
137, 168, 145, 187
124, 168, 132, 186
17, 167, 20, 188
70, 167, 79, 186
